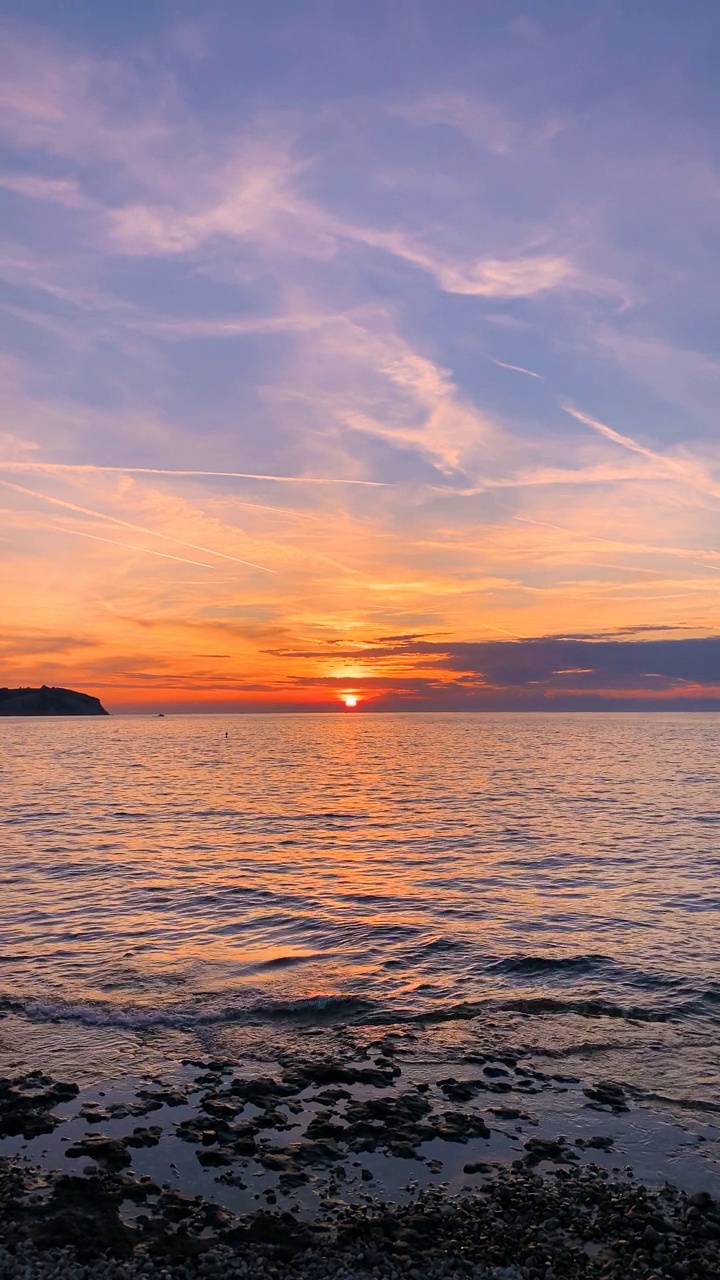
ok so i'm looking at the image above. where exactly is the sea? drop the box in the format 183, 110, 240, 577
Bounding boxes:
2, 712, 719, 1193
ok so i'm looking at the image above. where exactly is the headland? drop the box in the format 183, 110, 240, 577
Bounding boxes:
0, 686, 109, 716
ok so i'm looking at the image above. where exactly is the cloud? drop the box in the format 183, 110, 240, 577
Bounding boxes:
103, 154, 586, 303
0, 23, 178, 177
256, 304, 502, 475
431, 254, 574, 298
0, 429, 39, 457
0, 477, 276, 572
594, 328, 720, 430
270, 634, 720, 709
0, 629, 96, 659
0, 32, 596, 307
329, 219, 581, 297
105, 146, 304, 256
417, 635, 720, 689
41, 522, 219, 569
391, 92, 516, 156
0, 171, 92, 208
563, 404, 720, 504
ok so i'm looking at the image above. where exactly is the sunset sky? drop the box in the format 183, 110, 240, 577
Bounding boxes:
2, 1, 720, 711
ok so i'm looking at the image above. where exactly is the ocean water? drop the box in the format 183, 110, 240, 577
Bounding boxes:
2, 713, 719, 1117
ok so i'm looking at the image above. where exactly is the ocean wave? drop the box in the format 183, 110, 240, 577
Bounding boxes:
489, 954, 610, 976
0, 984, 709, 1031
638, 1090, 720, 1114
0, 993, 379, 1030
418, 996, 673, 1024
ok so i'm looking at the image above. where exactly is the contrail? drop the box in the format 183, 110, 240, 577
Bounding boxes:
562, 403, 720, 502
40, 523, 218, 569
491, 358, 544, 380
0, 460, 389, 486
513, 513, 720, 577
480, 622, 523, 638
562, 404, 659, 460
0, 478, 276, 573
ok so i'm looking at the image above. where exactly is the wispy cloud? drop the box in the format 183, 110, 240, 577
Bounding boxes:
563, 405, 720, 503
0, 478, 276, 572
39, 522, 219, 568
0, 171, 92, 208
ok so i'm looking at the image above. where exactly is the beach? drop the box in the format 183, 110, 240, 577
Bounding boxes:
2, 1038, 719, 1278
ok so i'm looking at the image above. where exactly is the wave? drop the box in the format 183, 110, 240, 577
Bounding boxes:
418, 995, 673, 1024
0, 993, 379, 1031
638, 1090, 720, 1115
485, 955, 720, 1005
489, 953, 611, 976
1, 987, 703, 1032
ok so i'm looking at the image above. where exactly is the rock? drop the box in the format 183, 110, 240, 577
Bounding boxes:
688, 1191, 713, 1210
260, 1152, 293, 1172
583, 1081, 629, 1112
125, 1126, 162, 1148
33, 1174, 135, 1258
65, 1135, 132, 1170
575, 1134, 615, 1151
160, 1191, 197, 1221
390, 1143, 420, 1160
196, 1148, 232, 1167
292, 1138, 344, 1165
283, 1059, 398, 1092
0, 1075, 80, 1140
523, 1137, 577, 1165
137, 1087, 186, 1108
1, 1153, 720, 1276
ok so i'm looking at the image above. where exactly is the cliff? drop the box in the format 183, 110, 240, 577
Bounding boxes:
0, 686, 109, 716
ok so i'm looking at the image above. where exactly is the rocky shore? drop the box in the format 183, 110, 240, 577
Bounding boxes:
1, 1046, 719, 1279
0, 1155, 718, 1279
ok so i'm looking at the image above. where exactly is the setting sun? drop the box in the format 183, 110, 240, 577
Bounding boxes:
343, 695, 358, 708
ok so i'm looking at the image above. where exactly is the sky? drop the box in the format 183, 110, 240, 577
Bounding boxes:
1, 0, 720, 712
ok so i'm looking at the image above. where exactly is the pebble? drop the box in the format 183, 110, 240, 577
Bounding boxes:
1, 1161, 719, 1280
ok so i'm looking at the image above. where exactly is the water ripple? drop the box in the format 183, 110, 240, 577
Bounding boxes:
1, 713, 719, 1072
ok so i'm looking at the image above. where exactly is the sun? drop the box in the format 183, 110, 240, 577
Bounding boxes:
343, 694, 358, 708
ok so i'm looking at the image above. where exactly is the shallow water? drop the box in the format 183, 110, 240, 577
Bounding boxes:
1, 713, 719, 1114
